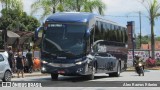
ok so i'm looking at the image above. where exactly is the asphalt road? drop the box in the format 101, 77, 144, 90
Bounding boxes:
10, 70, 160, 81
1, 70, 160, 90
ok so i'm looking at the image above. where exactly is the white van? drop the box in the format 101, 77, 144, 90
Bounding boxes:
0, 52, 12, 82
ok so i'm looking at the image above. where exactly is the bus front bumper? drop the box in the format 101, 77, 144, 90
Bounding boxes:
41, 62, 92, 76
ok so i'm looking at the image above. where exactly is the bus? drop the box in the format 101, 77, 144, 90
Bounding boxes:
35, 12, 128, 80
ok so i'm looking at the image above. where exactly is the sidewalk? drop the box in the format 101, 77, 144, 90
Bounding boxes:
12, 71, 49, 78
126, 66, 160, 71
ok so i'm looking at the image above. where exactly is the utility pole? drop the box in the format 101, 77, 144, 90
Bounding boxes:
139, 11, 142, 49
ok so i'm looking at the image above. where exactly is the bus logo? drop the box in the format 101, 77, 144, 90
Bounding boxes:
57, 57, 66, 59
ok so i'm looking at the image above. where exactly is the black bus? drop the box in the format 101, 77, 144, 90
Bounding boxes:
35, 12, 128, 80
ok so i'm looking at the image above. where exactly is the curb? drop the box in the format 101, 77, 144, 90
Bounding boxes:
126, 68, 160, 72
12, 73, 49, 78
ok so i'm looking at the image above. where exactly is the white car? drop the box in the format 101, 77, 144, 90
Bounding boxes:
0, 52, 12, 82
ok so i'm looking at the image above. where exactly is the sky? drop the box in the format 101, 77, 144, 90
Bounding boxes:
102, 0, 160, 36
2, 0, 160, 36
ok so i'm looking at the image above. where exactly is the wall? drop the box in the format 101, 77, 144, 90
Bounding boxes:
127, 50, 160, 67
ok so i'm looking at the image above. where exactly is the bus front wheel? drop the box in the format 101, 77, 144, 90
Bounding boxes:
51, 73, 58, 80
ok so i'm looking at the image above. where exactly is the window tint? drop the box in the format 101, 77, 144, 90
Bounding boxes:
95, 21, 101, 41
0, 54, 4, 62
97, 53, 109, 57
106, 23, 111, 30
93, 20, 127, 43
111, 25, 114, 30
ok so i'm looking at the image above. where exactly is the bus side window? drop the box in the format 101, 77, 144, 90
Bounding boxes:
89, 27, 95, 52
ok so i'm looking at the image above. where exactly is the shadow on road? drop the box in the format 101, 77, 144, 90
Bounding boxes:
29, 75, 115, 82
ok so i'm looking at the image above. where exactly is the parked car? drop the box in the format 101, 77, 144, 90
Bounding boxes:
0, 51, 12, 82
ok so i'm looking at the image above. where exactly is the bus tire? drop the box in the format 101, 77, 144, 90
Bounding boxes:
109, 63, 120, 77
87, 66, 96, 80
51, 74, 58, 80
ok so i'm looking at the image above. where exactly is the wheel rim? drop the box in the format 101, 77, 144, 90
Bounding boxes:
5, 71, 11, 81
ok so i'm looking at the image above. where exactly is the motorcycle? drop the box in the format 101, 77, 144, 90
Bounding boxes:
135, 62, 144, 76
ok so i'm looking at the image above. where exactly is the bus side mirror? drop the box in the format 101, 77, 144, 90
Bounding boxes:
34, 26, 44, 42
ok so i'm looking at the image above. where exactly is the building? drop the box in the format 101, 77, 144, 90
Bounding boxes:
141, 41, 160, 50
127, 21, 135, 49
0, 30, 34, 52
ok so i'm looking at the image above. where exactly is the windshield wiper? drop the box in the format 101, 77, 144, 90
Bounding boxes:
45, 38, 62, 51
43, 50, 57, 56
64, 50, 74, 55
57, 50, 75, 56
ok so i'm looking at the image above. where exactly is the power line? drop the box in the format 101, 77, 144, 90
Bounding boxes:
33, 14, 148, 18
104, 15, 147, 18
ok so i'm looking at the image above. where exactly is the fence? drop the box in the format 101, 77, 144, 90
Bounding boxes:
127, 49, 160, 67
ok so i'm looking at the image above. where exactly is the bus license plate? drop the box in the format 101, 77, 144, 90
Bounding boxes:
58, 70, 65, 74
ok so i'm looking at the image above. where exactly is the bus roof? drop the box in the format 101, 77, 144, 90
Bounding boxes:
46, 12, 126, 28
46, 12, 95, 23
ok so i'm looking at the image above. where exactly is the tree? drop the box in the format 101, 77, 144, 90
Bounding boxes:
31, 0, 65, 20
31, 0, 106, 20
136, 35, 150, 49
0, 0, 23, 12
140, 0, 160, 59
82, 0, 106, 15
65, 0, 106, 14
0, 8, 40, 32
155, 36, 160, 41
0, 0, 24, 31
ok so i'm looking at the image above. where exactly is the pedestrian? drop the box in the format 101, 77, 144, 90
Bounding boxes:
26, 49, 33, 73
33, 57, 41, 71
23, 56, 29, 73
7, 46, 14, 72
16, 52, 24, 78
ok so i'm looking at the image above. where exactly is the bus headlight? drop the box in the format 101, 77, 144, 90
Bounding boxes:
41, 67, 46, 71
42, 60, 48, 64
75, 61, 82, 65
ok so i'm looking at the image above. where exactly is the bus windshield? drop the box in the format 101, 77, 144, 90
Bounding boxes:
42, 24, 86, 57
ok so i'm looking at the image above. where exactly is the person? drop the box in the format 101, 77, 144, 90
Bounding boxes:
134, 54, 144, 72
16, 52, 24, 78
7, 47, 14, 71
33, 57, 41, 71
23, 56, 29, 73
26, 49, 33, 73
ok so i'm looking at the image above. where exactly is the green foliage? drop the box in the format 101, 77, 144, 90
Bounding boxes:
136, 35, 150, 49
136, 34, 160, 49
0, 0, 23, 12
155, 37, 160, 41
31, 0, 106, 20
156, 60, 160, 66
140, 0, 160, 59
0, 8, 40, 31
